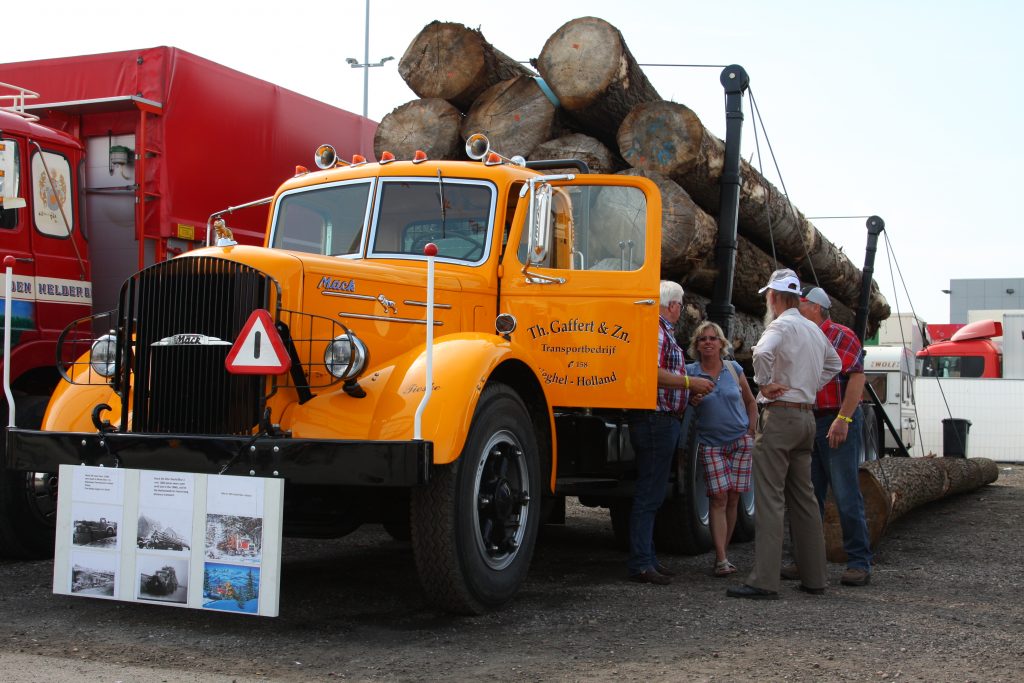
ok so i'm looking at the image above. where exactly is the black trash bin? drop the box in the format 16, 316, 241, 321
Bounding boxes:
941, 418, 972, 458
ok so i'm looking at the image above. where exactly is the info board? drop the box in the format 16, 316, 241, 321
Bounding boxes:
54, 465, 284, 617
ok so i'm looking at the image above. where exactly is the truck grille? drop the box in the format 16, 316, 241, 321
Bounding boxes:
120, 256, 277, 435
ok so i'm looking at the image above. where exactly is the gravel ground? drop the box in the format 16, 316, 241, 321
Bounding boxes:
0, 462, 1020, 682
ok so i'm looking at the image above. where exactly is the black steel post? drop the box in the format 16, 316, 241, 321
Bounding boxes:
706, 65, 750, 342
853, 215, 885, 342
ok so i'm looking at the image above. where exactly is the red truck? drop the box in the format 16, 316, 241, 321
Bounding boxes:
0, 48, 373, 558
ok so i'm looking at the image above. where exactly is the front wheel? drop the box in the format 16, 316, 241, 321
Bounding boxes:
0, 396, 58, 559
411, 383, 541, 614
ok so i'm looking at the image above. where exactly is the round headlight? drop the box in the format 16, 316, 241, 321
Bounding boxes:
324, 332, 368, 380
90, 333, 118, 377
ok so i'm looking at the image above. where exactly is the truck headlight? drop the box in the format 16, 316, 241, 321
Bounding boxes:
90, 333, 118, 377
324, 332, 368, 380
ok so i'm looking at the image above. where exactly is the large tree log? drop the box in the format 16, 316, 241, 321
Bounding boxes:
374, 98, 463, 161
824, 457, 999, 562
617, 100, 890, 322
398, 21, 533, 111
536, 17, 660, 149
530, 134, 625, 175
461, 76, 562, 159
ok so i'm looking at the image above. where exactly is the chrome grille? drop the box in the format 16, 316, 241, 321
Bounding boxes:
121, 256, 276, 435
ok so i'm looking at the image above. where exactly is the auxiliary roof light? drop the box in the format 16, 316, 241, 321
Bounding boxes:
412, 150, 428, 164
379, 150, 396, 164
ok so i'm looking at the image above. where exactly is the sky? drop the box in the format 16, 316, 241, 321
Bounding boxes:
5, 0, 1021, 324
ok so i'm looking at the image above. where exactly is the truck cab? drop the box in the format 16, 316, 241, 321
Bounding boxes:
916, 319, 1002, 378
1, 99, 88, 558
5, 138, 700, 614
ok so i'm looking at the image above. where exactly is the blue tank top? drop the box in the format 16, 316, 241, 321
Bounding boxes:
685, 360, 749, 446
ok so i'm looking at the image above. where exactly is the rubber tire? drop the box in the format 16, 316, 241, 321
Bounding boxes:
860, 405, 881, 463
653, 411, 713, 555
0, 396, 58, 559
732, 485, 756, 543
410, 383, 541, 615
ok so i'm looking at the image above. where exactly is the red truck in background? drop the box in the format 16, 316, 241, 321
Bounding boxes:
0, 48, 374, 558
918, 320, 1001, 378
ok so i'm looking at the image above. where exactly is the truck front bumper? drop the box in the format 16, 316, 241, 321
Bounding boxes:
4, 428, 432, 487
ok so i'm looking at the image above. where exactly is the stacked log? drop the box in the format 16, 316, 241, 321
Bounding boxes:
381, 17, 891, 337
823, 457, 1000, 562
372, 99, 463, 160
398, 21, 532, 111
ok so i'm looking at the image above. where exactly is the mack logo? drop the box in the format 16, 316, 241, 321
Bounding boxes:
318, 276, 356, 293
152, 334, 232, 347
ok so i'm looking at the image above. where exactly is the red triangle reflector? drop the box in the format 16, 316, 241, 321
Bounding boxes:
224, 309, 292, 375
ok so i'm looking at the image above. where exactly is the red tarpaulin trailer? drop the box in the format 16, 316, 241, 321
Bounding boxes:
0, 46, 375, 314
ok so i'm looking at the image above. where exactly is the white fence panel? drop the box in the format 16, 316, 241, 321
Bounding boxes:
913, 378, 1024, 462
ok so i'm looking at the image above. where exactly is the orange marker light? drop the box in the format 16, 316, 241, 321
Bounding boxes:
379, 150, 396, 163
294, 165, 308, 176
485, 152, 503, 166
412, 150, 428, 164
351, 154, 367, 165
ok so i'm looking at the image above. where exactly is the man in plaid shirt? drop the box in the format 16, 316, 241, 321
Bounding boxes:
797, 286, 873, 587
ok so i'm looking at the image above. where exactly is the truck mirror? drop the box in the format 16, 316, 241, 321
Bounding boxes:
527, 182, 552, 264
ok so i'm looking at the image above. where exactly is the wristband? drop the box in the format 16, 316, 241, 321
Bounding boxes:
684, 375, 690, 390
836, 414, 853, 423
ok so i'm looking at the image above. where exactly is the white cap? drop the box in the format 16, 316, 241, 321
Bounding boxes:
758, 268, 802, 295
801, 286, 832, 309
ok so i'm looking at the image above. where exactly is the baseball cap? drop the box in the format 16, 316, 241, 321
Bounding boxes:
801, 286, 832, 309
757, 268, 802, 295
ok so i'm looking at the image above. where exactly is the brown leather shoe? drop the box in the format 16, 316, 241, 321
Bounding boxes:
655, 562, 676, 577
841, 568, 871, 586
780, 563, 801, 581
628, 569, 672, 585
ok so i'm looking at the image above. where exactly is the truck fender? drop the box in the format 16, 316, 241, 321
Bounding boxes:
285, 333, 527, 465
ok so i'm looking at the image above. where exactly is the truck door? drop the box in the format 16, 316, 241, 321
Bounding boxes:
500, 175, 661, 409
28, 145, 90, 335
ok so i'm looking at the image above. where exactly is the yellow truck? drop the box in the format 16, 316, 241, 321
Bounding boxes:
4, 136, 728, 614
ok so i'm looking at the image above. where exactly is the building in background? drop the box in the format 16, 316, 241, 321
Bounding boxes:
945, 278, 1024, 324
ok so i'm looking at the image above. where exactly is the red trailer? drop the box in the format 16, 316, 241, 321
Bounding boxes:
0, 46, 375, 315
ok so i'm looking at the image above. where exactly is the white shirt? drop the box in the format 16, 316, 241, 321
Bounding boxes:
752, 307, 842, 404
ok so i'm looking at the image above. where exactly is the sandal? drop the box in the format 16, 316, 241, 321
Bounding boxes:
714, 560, 737, 577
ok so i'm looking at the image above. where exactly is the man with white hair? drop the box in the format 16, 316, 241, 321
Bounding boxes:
792, 285, 873, 587
627, 280, 714, 585
727, 269, 841, 599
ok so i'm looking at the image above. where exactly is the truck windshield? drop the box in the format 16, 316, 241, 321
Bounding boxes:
271, 179, 373, 256
369, 178, 494, 263
916, 355, 986, 378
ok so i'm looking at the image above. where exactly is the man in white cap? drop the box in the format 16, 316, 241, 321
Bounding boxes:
727, 269, 841, 599
790, 286, 873, 586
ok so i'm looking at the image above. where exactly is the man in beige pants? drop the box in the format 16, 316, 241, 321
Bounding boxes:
726, 268, 841, 599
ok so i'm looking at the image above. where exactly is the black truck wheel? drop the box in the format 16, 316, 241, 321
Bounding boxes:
411, 383, 541, 614
0, 396, 57, 559
860, 405, 881, 463
653, 411, 713, 555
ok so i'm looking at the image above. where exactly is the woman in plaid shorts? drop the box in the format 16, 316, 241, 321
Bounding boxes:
686, 321, 759, 577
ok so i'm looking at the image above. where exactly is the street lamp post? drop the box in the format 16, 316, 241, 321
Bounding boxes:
346, 0, 393, 119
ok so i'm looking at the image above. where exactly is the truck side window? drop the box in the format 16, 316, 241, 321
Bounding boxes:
272, 180, 372, 256
30, 149, 74, 238
916, 356, 985, 378
0, 139, 20, 230
518, 184, 647, 271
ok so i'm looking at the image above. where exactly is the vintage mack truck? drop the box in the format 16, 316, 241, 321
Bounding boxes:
5, 130, 734, 613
